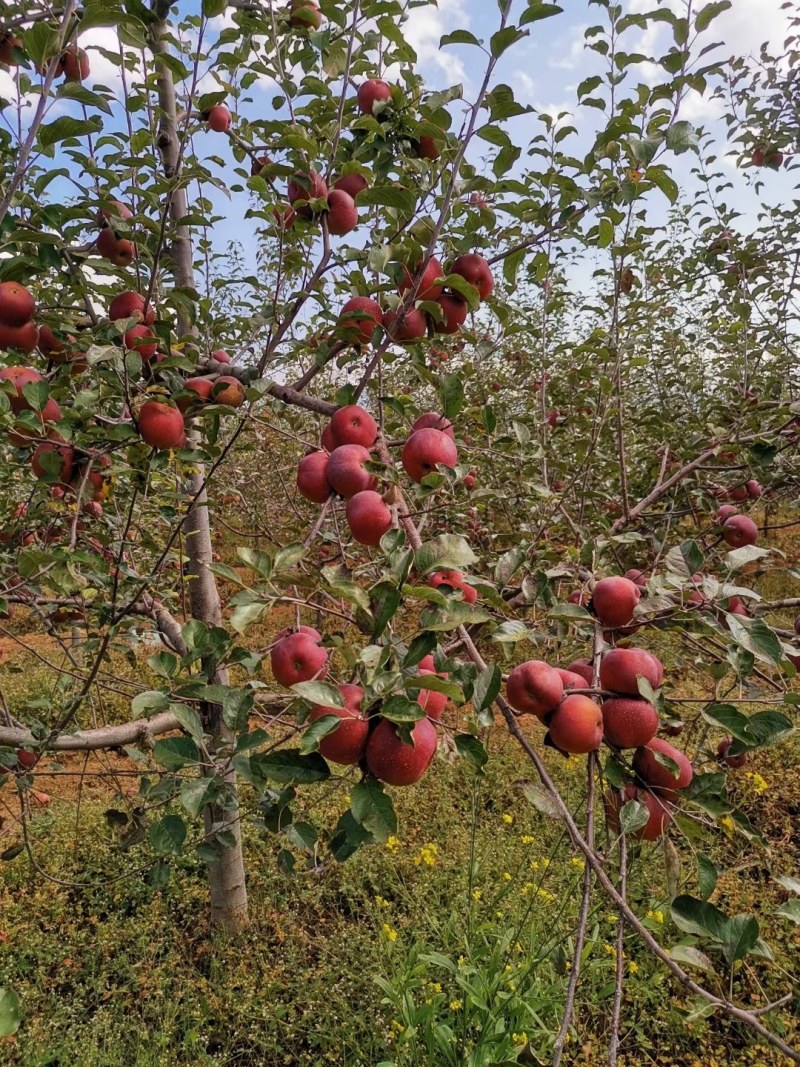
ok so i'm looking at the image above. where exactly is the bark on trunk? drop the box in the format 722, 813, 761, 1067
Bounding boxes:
150, 3, 248, 931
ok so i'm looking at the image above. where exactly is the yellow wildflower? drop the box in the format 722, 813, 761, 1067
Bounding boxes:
382, 923, 398, 943
512, 1032, 528, 1046
502, 813, 514, 824
628, 960, 639, 974
746, 772, 768, 794
570, 857, 584, 869
427, 981, 441, 993
471, 889, 482, 901
413, 843, 439, 867
375, 895, 389, 909
646, 910, 664, 924
450, 1000, 462, 1011
390, 1019, 404, 1033
520, 834, 534, 845
385, 835, 401, 851
502, 871, 512, 882
603, 943, 617, 957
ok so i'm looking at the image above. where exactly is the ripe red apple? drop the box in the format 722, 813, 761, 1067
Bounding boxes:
357, 79, 392, 115
566, 659, 594, 684
176, 377, 214, 411
308, 683, 368, 764
8, 396, 61, 446
0, 281, 35, 326
326, 189, 358, 236
326, 444, 376, 497
31, 439, 74, 484
250, 155, 272, 176
274, 624, 321, 644
321, 423, 336, 452
0, 320, 38, 352
418, 135, 440, 160
399, 257, 444, 302
206, 104, 231, 132
606, 784, 671, 841
417, 676, 447, 722
623, 568, 648, 589
506, 660, 564, 717
98, 200, 133, 227
766, 149, 783, 168
337, 296, 383, 344
568, 590, 587, 606
715, 503, 738, 523
273, 204, 297, 229
346, 490, 392, 546
401, 427, 458, 482
602, 697, 659, 749
329, 404, 378, 448
434, 293, 467, 335
729, 485, 748, 502
271, 631, 328, 686
383, 307, 427, 343
96, 228, 137, 266
138, 401, 186, 450
288, 0, 322, 29
297, 451, 332, 504
124, 324, 158, 361
726, 595, 750, 618
365, 717, 437, 786
464, 472, 476, 491
410, 412, 454, 439
0, 33, 23, 66
548, 695, 603, 754
0, 365, 43, 413
212, 376, 246, 407
428, 569, 477, 605
717, 737, 747, 768
333, 173, 368, 200
288, 170, 328, 218
745, 479, 762, 499
57, 46, 89, 82
556, 668, 588, 691
451, 254, 493, 302
633, 737, 692, 794
722, 514, 758, 548
212, 349, 231, 364
109, 290, 154, 325
599, 648, 663, 696
592, 576, 641, 628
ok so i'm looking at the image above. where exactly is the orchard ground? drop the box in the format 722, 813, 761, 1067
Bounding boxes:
1, 512, 798, 1067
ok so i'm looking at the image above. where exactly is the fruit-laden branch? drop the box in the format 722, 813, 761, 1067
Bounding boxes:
0, 711, 182, 751
457, 627, 800, 1064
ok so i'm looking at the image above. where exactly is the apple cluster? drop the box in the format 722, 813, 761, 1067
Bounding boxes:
296, 405, 464, 547
270, 624, 446, 786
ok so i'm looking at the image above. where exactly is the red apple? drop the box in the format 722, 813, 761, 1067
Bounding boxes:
176, 377, 214, 411
548, 695, 603, 754
606, 784, 671, 841
308, 683, 369, 764
623, 568, 648, 589
401, 427, 458, 482
333, 173, 368, 201
566, 659, 594, 684
745, 479, 762, 499
57, 46, 89, 82
506, 660, 564, 718
592, 576, 641, 628
0, 281, 35, 326
138, 401, 186, 450
383, 307, 427, 342
326, 189, 358, 236
556, 669, 588, 691
715, 503, 739, 523
337, 296, 383, 344
346, 490, 392, 546
0, 365, 42, 413
0, 320, 38, 352
329, 404, 378, 448
357, 79, 392, 115
433, 293, 467, 335
451, 254, 493, 301
602, 697, 659, 749
722, 514, 758, 548
326, 444, 376, 498
206, 104, 231, 132
428, 569, 477, 605
124, 324, 158, 361
273, 204, 297, 229
297, 451, 332, 504
365, 717, 437, 786
288, 170, 328, 218
212, 376, 246, 407
418, 135, 440, 160
212, 349, 231, 364
288, 0, 322, 29
633, 737, 692, 794
109, 290, 154, 325
599, 648, 663, 696
271, 631, 328, 686
31, 439, 74, 484
399, 257, 444, 302
96, 228, 137, 266
410, 412, 454, 439
717, 737, 747, 768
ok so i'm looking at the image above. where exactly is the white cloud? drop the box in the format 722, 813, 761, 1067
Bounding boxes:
548, 23, 590, 70
401, 0, 471, 87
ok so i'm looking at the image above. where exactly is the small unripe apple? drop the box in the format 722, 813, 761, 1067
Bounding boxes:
365, 717, 437, 786
297, 451, 332, 504
337, 296, 382, 344
722, 514, 758, 548
0, 281, 36, 326
206, 104, 231, 132
326, 189, 358, 236
548, 695, 603, 754
402, 427, 458, 482
327, 444, 376, 498
433, 293, 467, 335
506, 660, 563, 718
346, 490, 392, 546
357, 79, 392, 115
138, 401, 185, 450
329, 404, 378, 448
451, 254, 493, 301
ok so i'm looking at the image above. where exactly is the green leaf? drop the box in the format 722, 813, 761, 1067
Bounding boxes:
350, 779, 397, 842
169, 704, 204, 743
38, 116, 103, 148
149, 814, 186, 855
472, 665, 501, 715
330, 809, 371, 862
776, 875, 800, 896
405, 674, 464, 702
520, 2, 564, 25
721, 914, 758, 966
236, 546, 274, 579
415, 535, 477, 576
381, 695, 425, 724
274, 543, 306, 571
776, 900, 800, 925
180, 778, 213, 819
517, 779, 562, 819
695, 1, 732, 32
700, 703, 750, 742
598, 217, 614, 248
455, 734, 487, 769
131, 690, 170, 718
440, 30, 482, 47
230, 601, 268, 634
0, 987, 21, 1037
671, 895, 729, 941
665, 120, 698, 154
697, 854, 718, 900
440, 374, 465, 419
291, 681, 345, 708
619, 799, 649, 835
490, 620, 529, 644
257, 749, 330, 785
202, 0, 227, 14
495, 545, 527, 586
490, 26, 527, 58
300, 715, 340, 755
153, 736, 199, 770
357, 185, 417, 216
668, 944, 715, 974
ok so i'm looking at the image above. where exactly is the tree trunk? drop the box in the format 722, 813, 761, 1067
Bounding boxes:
150, 4, 248, 931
